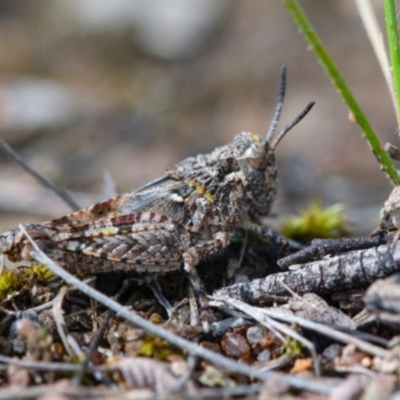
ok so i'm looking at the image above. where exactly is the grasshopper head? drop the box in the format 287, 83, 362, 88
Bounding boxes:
233, 69, 314, 216
233, 132, 278, 216
166, 67, 314, 221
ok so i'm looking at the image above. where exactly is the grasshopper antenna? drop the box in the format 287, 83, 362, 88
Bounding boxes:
266, 65, 286, 142
0, 137, 81, 211
271, 101, 315, 149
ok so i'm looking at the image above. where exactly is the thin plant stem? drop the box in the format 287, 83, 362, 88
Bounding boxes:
354, 0, 399, 125
0, 137, 81, 211
281, 0, 400, 186
384, 0, 400, 128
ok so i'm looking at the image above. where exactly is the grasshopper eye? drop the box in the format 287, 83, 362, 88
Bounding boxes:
247, 156, 267, 169
242, 144, 267, 170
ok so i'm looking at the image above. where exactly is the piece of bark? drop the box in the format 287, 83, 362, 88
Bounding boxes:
214, 242, 400, 303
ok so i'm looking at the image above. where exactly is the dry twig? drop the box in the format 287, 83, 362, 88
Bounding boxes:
52, 286, 76, 358
215, 241, 400, 301
212, 296, 389, 359
0, 138, 80, 211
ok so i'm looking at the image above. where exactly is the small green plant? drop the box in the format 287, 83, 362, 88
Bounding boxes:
0, 267, 20, 300
281, 201, 348, 243
137, 333, 173, 360
26, 263, 55, 282
283, 337, 306, 357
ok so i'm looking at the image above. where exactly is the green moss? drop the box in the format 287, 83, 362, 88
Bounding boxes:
281, 201, 348, 243
137, 334, 172, 360
25, 264, 55, 282
283, 337, 305, 357
0, 268, 21, 300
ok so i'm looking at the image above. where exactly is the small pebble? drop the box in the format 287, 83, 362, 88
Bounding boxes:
221, 332, 251, 359
246, 325, 265, 346
257, 349, 271, 363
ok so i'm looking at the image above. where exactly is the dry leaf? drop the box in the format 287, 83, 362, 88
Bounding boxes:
290, 357, 313, 374
116, 356, 195, 394
7, 362, 30, 388
198, 365, 235, 388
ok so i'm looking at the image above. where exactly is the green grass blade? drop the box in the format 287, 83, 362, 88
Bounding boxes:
384, 0, 400, 125
281, 0, 400, 186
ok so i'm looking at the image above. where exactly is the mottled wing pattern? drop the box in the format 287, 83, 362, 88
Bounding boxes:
115, 177, 193, 221
0, 177, 198, 273
43, 197, 122, 229
22, 177, 197, 273
43, 177, 193, 229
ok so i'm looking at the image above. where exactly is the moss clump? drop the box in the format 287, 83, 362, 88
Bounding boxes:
0, 267, 20, 300
25, 264, 54, 282
281, 201, 348, 243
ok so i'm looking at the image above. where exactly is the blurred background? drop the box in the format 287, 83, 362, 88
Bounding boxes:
0, 0, 395, 235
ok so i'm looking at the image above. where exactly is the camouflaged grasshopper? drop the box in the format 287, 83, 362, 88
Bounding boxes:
0, 67, 314, 327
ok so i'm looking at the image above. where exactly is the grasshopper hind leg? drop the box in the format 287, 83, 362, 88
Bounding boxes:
183, 232, 230, 332
185, 266, 211, 332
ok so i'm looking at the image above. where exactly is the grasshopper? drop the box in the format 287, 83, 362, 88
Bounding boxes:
0, 67, 314, 328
